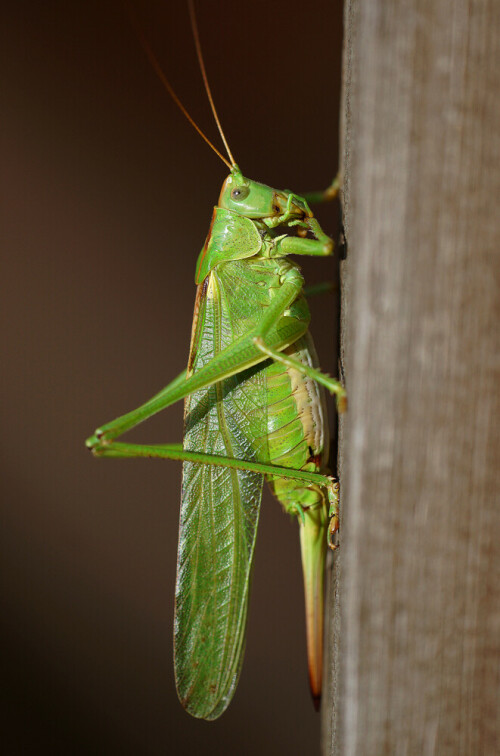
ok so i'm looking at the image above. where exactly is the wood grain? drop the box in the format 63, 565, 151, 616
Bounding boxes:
323, 1, 500, 753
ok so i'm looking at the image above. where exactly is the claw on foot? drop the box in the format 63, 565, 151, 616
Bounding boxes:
85, 429, 105, 452
326, 477, 340, 549
336, 391, 348, 414
328, 514, 339, 550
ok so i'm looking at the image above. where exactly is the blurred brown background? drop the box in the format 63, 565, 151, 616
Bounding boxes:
1, 1, 343, 753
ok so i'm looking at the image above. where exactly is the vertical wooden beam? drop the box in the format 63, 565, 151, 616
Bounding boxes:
323, 1, 500, 753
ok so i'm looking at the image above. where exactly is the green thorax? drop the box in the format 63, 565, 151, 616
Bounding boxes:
195, 164, 311, 283
195, 207, 262, 283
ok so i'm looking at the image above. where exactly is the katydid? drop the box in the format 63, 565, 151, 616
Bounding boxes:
86, 1, 345, 721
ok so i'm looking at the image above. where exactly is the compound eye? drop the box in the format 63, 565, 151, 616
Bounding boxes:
231, 186, 249, 201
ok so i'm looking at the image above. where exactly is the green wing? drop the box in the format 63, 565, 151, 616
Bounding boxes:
175, 261, 269, 720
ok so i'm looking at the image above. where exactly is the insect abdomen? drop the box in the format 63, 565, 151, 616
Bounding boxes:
263, 331, 330, 705
264, 331, 329, 501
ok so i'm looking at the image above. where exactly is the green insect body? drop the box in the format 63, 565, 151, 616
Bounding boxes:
177, 174, 332, 717
87, 165, 345, 719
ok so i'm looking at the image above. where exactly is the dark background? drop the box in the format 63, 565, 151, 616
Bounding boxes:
2, 1, 343, 753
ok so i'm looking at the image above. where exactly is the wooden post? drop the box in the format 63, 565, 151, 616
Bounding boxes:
323, 1, 500, 753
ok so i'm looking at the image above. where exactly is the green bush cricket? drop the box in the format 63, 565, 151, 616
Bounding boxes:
86, 1, 346, 721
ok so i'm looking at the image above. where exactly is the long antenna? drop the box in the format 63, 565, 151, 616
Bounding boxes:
129, 5, 232, 169
188, 0, 236, 167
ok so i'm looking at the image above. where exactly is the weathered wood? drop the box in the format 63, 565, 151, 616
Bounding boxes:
323, 1, 500, 754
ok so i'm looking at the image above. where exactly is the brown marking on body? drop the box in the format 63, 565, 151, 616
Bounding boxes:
306, 452, 323, 470
285, 344, 326, 460
195, 207, 217, 283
